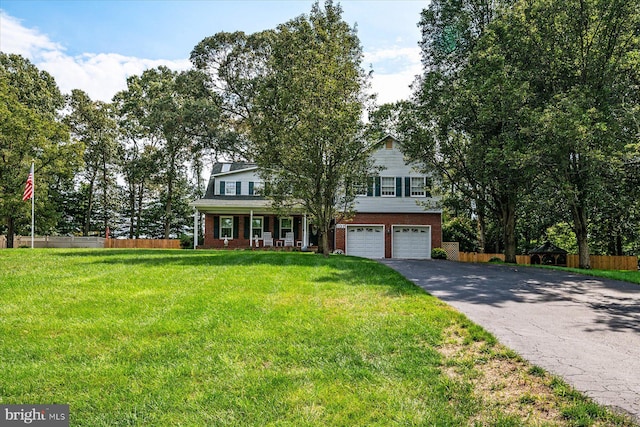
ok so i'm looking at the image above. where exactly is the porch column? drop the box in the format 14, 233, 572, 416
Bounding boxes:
303, 213, 308, 248
193, 209, 198, 249
249, 210, 253, 247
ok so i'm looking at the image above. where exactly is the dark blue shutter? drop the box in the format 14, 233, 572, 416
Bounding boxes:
249, 182, 254, 195
244, 216, 250, 239
264, 216, 270, 232
374, 177, 381, 197
274, 218, 280, 238
425, 177, 432, 197
293, 217, 300, 240
396, 177, 402, 197
219, 180, 225, 195
213, 216, 219, 239
236, 181, 242, 195
367, 177, 373, 196
405, 177, 411, 197
233, 217, 239, 238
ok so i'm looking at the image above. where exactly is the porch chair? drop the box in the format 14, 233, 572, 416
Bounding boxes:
284, 232, 294, 247
263, 232, 273, 247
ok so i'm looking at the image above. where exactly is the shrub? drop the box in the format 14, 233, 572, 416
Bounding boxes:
431, 248, 447, 259
488, 256, 504, 263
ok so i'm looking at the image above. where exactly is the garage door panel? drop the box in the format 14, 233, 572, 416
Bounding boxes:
393, 226, 431, 259
346, 226, 384, 259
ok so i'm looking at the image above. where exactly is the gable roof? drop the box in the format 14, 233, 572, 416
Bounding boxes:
210, 162, 257, 176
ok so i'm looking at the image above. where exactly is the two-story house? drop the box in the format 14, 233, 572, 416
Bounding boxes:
191, 135, 442, 258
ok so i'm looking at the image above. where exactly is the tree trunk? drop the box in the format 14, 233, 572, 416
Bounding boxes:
320, 223, 330, 258
501, 197, 517, 264
102, 156, 109, 237
477, 200, 486, 253
83, 176, 96, 236
136, 182, 144, 239
7, 216, 15, 249
572, 203, 591, 269
128, 182, 136, 239
164, 156, 175, 240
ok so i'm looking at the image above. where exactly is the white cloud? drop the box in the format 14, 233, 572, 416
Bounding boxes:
0, 11, 190, 102
364, 46, 422, 105
1, 10, 422, 105
0, 12, 63, 57
364, 46, 421, 65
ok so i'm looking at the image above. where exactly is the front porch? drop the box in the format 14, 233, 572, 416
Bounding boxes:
201, 213, 320, 250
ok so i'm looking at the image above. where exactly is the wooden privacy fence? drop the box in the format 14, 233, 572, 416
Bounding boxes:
458, 252, 638, 271
105, 239, 181, 249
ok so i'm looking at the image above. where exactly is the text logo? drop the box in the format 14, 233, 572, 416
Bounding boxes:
1, 405, 68, 427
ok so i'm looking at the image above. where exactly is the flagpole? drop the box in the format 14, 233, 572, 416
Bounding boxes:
31, 161, 34, 249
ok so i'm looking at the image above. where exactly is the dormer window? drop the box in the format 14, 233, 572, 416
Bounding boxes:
225, 181, 236, 195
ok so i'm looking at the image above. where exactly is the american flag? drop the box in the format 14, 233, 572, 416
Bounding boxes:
22, 164, 34, 201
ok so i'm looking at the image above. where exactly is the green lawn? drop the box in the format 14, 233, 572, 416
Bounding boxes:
540, 265, 640, 285
0, 250, 633, 426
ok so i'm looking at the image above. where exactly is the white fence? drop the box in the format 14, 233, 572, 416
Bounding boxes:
10, 235, 105, 249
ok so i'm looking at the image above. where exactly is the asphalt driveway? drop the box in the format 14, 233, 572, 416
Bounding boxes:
381, 259, 640, 422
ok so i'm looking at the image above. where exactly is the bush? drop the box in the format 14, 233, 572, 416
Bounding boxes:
488, 256, 504, 263
431, 248, 447, 259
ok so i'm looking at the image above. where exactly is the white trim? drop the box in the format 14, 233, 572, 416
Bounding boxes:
220, 216, 234, 240
410, 177, 427, 197
213, 166, 259, 178
380, 176, 395, 197
279, 217, 293, 239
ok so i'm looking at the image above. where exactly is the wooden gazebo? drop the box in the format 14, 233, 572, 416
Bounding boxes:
529, 241, 568, 266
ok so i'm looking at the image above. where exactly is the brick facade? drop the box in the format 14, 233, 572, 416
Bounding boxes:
335, 212, 442, 258
202, 214, 305, 249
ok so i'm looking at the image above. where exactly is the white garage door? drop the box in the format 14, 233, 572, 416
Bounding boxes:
393, 226, 431, 259
346, 226, 385, 258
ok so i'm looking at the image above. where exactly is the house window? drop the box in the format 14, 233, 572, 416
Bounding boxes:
252, 216, 263, 238
220, 216, 233, 239
381, 177, 395, 196
411, 177, 426, 197
355, 180, 368, 196
225, 182, 236, 195
279, 217, 293, 239
253, 182, 264, 195
385, 139, 393, 149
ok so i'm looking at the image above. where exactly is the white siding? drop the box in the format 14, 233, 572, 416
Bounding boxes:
354, 141, 440, 213
214, 170, 262, 196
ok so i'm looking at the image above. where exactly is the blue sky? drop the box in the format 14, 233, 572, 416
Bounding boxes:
0, 0, 428, 103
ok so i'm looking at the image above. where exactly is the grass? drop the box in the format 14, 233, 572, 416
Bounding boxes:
0, 249, 635, 426
538, 265, 640, 285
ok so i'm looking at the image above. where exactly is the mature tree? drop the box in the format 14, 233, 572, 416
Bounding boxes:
191, 30, 273, 160
191, 1, 372, 255
65, 89, 118, 236
402, 0, 537, 263
250, 1, 373, 255
0, 54, 82, 247
113, 67, 222, 238
495, 0, 640, 267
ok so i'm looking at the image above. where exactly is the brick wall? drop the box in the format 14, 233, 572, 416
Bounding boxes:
202, 214, 304, 249
336, 212, 442, 258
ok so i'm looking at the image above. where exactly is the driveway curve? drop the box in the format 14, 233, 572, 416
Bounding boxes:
381, 259, 640, 422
